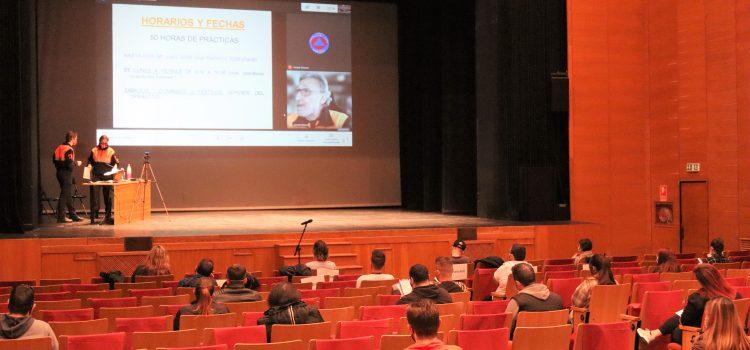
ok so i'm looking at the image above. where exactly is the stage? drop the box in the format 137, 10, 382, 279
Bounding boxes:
27, 208, 553, 238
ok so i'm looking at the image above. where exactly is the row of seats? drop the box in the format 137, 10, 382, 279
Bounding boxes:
0, 306, 633, 349
0, 323, 632, 350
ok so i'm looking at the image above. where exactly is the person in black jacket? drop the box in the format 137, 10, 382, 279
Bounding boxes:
52, 131, 83, 223
637, 264, 741, 344
178, 259, 216, 287
174, 278, 229, 330
706, 238, 731, 264
257, 282, 324, 342
397, 264, 452, 305
214, 264, 261, 303
87, 135, 119, 225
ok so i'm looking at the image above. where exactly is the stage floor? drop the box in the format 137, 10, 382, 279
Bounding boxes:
26, 208, 566, 238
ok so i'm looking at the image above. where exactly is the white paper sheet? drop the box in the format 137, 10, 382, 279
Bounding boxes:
395, 279, 412, 295
451, 264, 468, 280
83, 165, 92, 180
103, 164, 120, 176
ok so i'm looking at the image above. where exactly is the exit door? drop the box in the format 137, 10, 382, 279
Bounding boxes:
680, 181, 709, 254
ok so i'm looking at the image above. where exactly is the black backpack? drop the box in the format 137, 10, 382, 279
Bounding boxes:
474, 256, 504, 269
278, 264, 313, 282
99, 270, 125, 290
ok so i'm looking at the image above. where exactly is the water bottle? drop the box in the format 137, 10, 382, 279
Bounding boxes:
126, 164, 132, 180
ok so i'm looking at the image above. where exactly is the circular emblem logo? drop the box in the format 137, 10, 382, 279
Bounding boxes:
308, 32, 330, 55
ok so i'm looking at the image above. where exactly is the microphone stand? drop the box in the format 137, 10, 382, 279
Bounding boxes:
294, 221, 310, 268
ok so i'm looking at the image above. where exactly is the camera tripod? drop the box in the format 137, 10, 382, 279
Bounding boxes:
129, 152, 169, 222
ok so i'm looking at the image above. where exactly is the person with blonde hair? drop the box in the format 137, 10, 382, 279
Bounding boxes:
173, 277, 228, 330
131, 245, 172, 282
691, 296, 750, 350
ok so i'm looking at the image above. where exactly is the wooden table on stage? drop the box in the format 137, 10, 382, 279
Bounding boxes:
83, 180, 151, 225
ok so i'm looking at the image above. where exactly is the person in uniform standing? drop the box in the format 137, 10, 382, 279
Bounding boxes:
87, 135, 119, 224
52, 131, 83, 223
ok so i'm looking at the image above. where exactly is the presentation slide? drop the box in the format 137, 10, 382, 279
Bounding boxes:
38, 0, 400, 210
104, 3, 353, 147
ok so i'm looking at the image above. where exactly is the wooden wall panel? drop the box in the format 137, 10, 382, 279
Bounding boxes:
704, 0, 739, 248
569, 0, 749, 255
568, 0, 614, 254
648, 0, 680, 252
606, 0, 651, 256
738, 0, 750, 240
0, 223, 596, 283
0, 239, 41, 281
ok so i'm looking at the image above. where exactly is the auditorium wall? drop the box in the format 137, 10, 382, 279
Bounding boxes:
568, 0, 750, 255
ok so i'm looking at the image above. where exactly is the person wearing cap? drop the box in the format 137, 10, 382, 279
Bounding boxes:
450, 240, 471, 264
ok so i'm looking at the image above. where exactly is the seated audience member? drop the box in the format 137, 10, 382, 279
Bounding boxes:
245, 274, 261, 291
356, 250, 394, 288
450, 240, 472, 264
649, 249, 681, 273
131, 245, 171, 282
178, 258, 215, 287
505, 263, 563, 334
691, 296, 750, 350
571, 254, 615, 308
638, 264, 740, 344
397, 264, 453, 305
706, 238, 731, 264
405, 300, 461, 350
174, 277, 229, 330
433, 256, 467, 293
572, 238, 593, 265
257, 282, 324, 342
305, 240, 337, 271
0, 285, 58, 350
214, 264, 262, 303
493, 243, 527, 297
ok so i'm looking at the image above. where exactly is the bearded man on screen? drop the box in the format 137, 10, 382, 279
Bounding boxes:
287, 73, 350, 130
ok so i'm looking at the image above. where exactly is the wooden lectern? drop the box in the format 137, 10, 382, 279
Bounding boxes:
83, 180, 151, 225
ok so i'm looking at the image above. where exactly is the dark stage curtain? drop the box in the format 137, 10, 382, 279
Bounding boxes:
399, 0, 569, 220
398, 0, 478, 215
476, 0, 569, 220
0, 0, 38, 233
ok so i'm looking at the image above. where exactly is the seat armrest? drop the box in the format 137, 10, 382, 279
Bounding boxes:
679, 325, 701, 348
571, 306, 588, 329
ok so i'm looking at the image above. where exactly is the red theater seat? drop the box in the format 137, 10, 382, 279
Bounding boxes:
205, 325, 266, 348
41, 308, 94, 322
376, 294, 401, 305
459, 313, 510, 330
548, 278, 583, 309
573, 322, 632, 350
448, 328, 510, 350
337, 319, 390, 348
311, 336, 374, 350
65, 332, 126, 350
157, 346, 227, 350
242, 312, 264, 327
627, 282, 670, 316
468, 300, 509, 315
471, 269, 499, 301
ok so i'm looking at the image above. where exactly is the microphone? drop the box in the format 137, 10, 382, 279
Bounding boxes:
300, 219, 313, 225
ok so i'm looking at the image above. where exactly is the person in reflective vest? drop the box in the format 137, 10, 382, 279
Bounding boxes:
52, 131, 82, 223
87, 135, 119, 224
